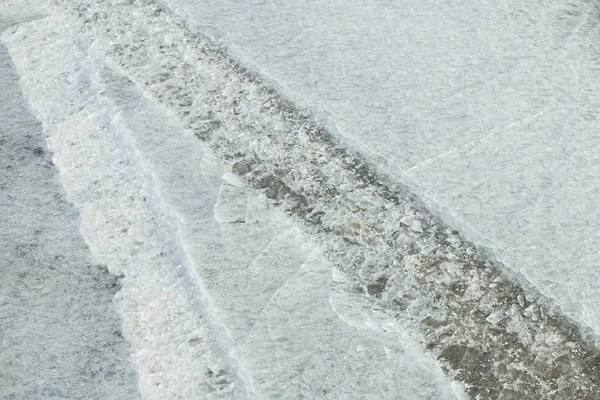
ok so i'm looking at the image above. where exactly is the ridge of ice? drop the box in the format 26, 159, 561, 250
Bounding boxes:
156, 0, 600, 337
3, 9, 464, 399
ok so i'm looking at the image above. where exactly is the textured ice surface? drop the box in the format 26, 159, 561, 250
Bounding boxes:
0, 0, 47, 31
2, 17, 236, 399
47, 0, 600, 395
0, 34, 139, 400
3, 10, 463, 399
159, 0, 600, 334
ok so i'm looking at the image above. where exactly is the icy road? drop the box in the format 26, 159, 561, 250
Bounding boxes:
2, 0, 600, 399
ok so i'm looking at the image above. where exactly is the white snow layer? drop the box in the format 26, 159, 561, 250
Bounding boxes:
158, 0, 600, 335
2, 11, 464, 399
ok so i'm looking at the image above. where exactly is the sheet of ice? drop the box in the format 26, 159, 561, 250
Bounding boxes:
0, 36, 139, 400
0, 0, 48, 31
159, 0, 600, 334
406, 110, 600, 334
240, 253, 460, 399
4, 9, 464, 399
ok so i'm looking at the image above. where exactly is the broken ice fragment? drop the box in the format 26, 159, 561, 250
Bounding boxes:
222, 172, 245, 188
410, 220, 423, 233
400, 215, 414, 226
486, 310, 505, 325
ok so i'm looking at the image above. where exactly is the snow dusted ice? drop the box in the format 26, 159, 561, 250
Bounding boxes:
3, 0, 600, 399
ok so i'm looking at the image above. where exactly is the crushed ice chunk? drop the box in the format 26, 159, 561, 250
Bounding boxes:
446, 236, 461, 248
486, 310, 505, 325
442, 261, 461, 276
400, 215, 414, 226
524, 304, 539, 321
517, 294, 525, 308
545, 332, 562, 346
222, 172, 245, 188
410, 220, 423, 232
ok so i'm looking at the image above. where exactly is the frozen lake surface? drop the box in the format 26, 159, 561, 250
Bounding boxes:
0, 7, 139, 398
3, 0, 600, 398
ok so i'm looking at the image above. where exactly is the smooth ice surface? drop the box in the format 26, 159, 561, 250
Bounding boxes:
3, 10, 463, 398
160, 0, 600, 334
0, 35, 139, 400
